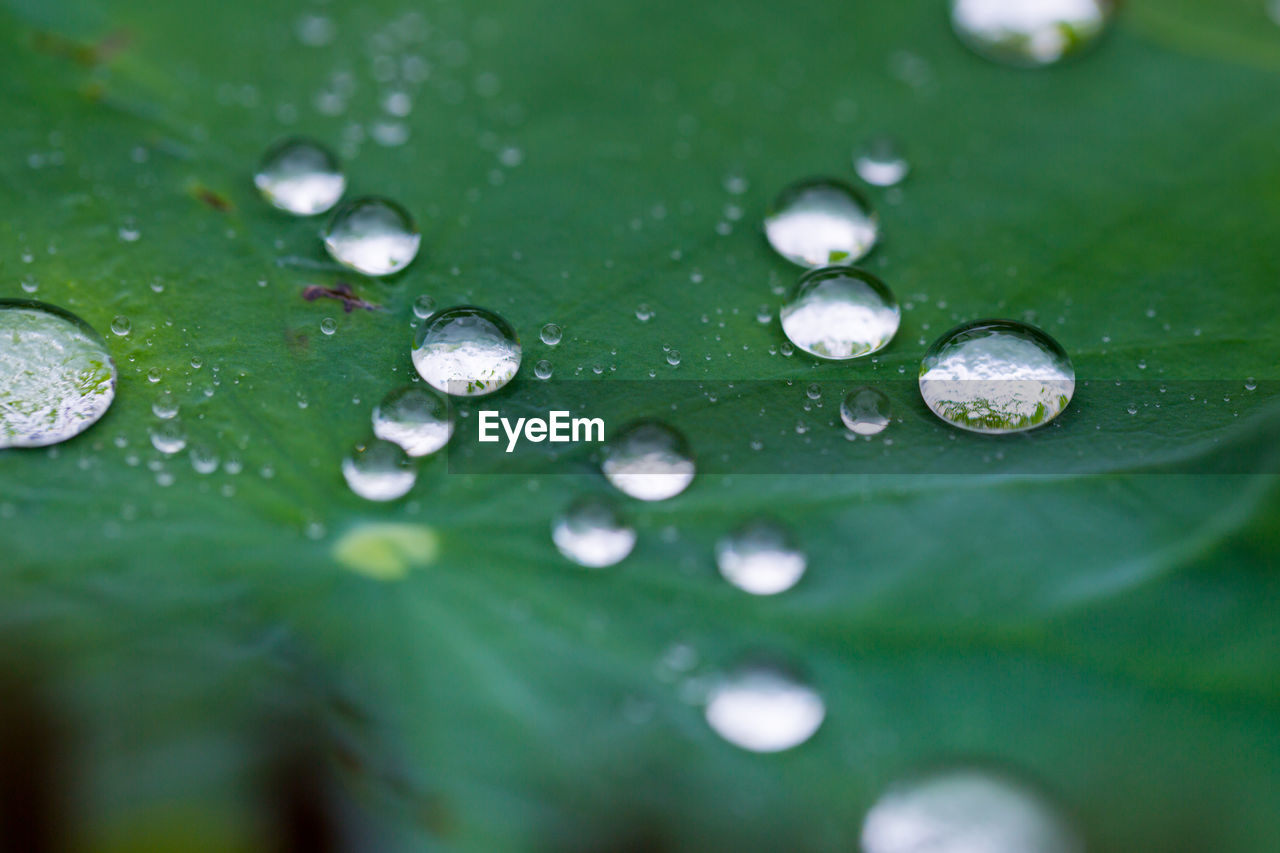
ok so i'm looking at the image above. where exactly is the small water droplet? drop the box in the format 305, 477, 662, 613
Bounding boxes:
854, 136, 910, 187
342, 439, 416, 501
950, 0, 1115, 68
254, 138, 346, 216
601, 420, 695, 501
320, 317, 337, 335
540, 323, 563, 345
146, 367, 162, 383
149, 419, 186, 455
805, 383, 822, 400
666, 349, 681, 367
716, 519, 807, 595
323, 197, 420, 277
841, 387, 892, 436
861, 765, 1083, 853
636, 304, 654, 322
704, 663, 824, 753
372, 386, 453, 456
412, 294, 437, 319
764, 178, 879, 267
110, 315, 131, 336
552, 496, 636, 568
780, 266, 900, 359
919, 320, 1075, 433
534, 359, 553, 380
295, 13, 335, 46
189, 444, 219, 474
0, 300, 117, 448
412, 306, 521, 396
152, 390, 179, 420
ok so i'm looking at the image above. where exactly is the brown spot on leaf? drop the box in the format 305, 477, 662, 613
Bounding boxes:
31, 29, 132, 66
301, 282, 380, 314
192, 184, 233, 212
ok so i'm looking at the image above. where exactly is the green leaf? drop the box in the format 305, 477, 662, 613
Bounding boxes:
1, 0, 1278, 850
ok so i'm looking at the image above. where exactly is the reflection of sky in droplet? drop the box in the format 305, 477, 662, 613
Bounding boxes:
412, 307, 521, 397
765, 180, 879, 267
854, 137, 910, 187
342, 439, 416, 501
780, 267, 900, 360
0, 300, 116, 449
552, 497, 636, 568
861, 766, 1083, 853
716, 520, 807, 595
841, 387, 892, 436
704, 665, 824, 752
601, 420, 696, 501
323, 197, 420, 276
951, 0, 1113, 67
255, 138, 346, 215
919, 320, 1075, 434
372, 386, 453, 456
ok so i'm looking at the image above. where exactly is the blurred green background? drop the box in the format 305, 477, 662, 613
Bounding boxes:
1, 0, 1278, 849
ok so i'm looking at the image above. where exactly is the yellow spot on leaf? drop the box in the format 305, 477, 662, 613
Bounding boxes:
332, 523, 438, 581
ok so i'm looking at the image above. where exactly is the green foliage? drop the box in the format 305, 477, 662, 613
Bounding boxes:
0, 0, 1277, 849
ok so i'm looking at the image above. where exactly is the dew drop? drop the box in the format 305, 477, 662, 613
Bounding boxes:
704, 664, 824, 753
371, 385, 453, 456
540, 323, 562, 345
716, 519, 807, 595
552, 496, 637, 568
412, 294, 436, 319
636, 304, 654, 322
323, 197, 420, 277
919, 320, 1075, 434
110, 315, 131, 336
534, 359, 553, 380
950, 0, 1115, 68
254, 138, 346, 216
0, 300, 116, 448
320, 317, 337, 335
841, 387, 892, 436
601, 420, 695, 501
780, 266, 900, 359
152, 390, 179, 420
342, 438, 416, 501
666, 349, 681, 367
854, 136, 910, 187
861, 765, 1083, 853
146, 367, 162, 383
764, 178, 879, 268
189, 444, 219, 474
411, 306, 521, 396
149, 419, 187, 455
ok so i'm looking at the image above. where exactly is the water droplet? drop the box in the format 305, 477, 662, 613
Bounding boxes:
716, 520, 807, 595
0, 300, 116, 448
320, 317, 337, 335
412, 306, 521, 396
372, 386, 453, 456
636, 304, 654, 322
919, 320, 1075, 434
152, 390, 179, 420
146, 367, 162, 383
189, 444, 219, 474
666, 349, 681, 367
764, 178, 879, 267
323, 197, 420, 277
780, 266, 900, 359
552, 496, 637, 568
854, 136, 910, 187
601, 420, 695, 501
295, 13, 335, 46
861, 766, 1083, 853
841, 387, 892, 436
704, 663, 824, 753
950, 0, 1115, 68
412, 294, 436, 318
540, 323, 562, 345
805, 383, 822, 400
110, 315, 131, 336
342, 439, 416, 501
534, 359, 553, 380
149, 419, 186, 455
254, 138, 346, 216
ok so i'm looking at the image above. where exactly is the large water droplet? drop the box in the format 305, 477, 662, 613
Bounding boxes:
552, 496, 637, 568
601, 420, 696, 501
704, 664, 825, 753
780, 266, 900, 359
861, 766, 1083, 853
323, 197, 420, 276
716, 519, 807, 595
919, 320, 1075, 434
0, 300, 116, 448
372, 386, 453, 456
342, 438, 416, 501
412, 306, 522, 396
950, 0, 1115, 68
254, 138, 346, 216
854, 137, 910, 187
764, 179, 879, 268
841, 387, 892, 436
